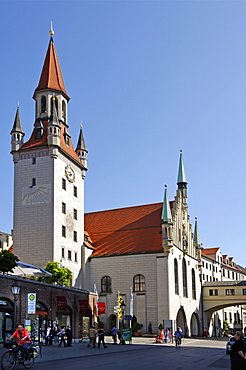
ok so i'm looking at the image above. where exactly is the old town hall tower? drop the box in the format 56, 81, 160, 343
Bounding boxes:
10, 30, 88, 288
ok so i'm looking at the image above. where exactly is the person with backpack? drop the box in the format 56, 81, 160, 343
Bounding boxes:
174, 327, 182, 347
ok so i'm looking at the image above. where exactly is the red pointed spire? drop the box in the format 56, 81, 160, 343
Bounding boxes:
33, 37, 69, 99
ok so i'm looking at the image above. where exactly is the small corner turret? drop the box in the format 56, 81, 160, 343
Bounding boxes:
10, 106, 25, 161
76, 125, 88, 177
161, 185, 173, 253
47, 96, 61, 158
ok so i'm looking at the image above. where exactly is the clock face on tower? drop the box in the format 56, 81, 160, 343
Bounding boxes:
65, 164, 75, 183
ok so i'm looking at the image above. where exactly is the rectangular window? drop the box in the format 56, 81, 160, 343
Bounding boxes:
32, 178, 36, 187
229, 312, 232, 323
206, 263, 208, 269
62, 225, 66, 238
62, 178, 66, 190
68, 250, 72, 260
73, 231, 77, 242
228, 270, 230, 278
243, 289, 246, 295
74, 209, 77, 220
75, 252, 77, 262
223, 269, 225, 277
226, 289, 235, 296
32, 157, 36, 164
62, 247, 65, 258
74, 186, 77, 197
62, 202, 66, 214
209, 289, 218, 296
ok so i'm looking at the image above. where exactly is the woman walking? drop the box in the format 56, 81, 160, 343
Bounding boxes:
230, 332, 246, 369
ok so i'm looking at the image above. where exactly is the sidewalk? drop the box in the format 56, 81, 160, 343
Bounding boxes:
0, 336, 158, 364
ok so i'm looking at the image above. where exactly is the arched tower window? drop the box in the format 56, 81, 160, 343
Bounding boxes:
41, 96, 46, 113
192, 269, 196, 300
182, 258, 188, 298
50, 96, 58, 114
62, 100, 66, 122
101, 276, 111, 293
174, 259, 179, 295
133, 274, 145, 292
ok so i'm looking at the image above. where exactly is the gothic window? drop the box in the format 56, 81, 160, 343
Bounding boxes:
101, 276, 112, 293
41, 96, 46, 113
133, 274, 145, 292
174, 259, 179, 295
50, 96, 58, 113
192, 268, 196, 300
182, 258, 188, 298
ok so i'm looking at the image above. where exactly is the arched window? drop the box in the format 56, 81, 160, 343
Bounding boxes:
62, 100, 66, 122
182, 258, 188, 298
50, 96, 58, 114
192, 268, 196, 300
133, 274, 145, 292
101, 276, 111, 293
174, 258, 179, 295
41, 96, 46, 113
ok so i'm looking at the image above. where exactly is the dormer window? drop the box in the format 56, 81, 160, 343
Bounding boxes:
41, 96, 47, 113
35, 121, 44, 139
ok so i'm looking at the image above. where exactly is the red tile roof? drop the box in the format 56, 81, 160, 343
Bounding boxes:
85, 203, 165, 257
33, 37, 68, 98
202, 248, 220, 256
21, 120, 81, 164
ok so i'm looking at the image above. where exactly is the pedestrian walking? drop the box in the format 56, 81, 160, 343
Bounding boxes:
53, 326, 59, 346
111, 326, 118, 344
230, 331, 246, 369
87, 325, 97, 348
66, 325, 73, 347
58, 326, 67, 347
97, 326, 107, 349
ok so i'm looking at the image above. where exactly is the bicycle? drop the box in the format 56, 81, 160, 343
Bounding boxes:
174, 335, 182, 348
1, 339, 40, 370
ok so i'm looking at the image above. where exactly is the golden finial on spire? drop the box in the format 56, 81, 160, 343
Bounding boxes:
49, 21, 54, 36
17, 100, 20, 108
80, 121, 83, 128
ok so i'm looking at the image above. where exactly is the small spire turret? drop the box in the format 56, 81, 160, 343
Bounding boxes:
11, 106, 25, 154
161, 185, 172, 223
76, 124, 88, 173
177, 149, 187, 198
194, 217, 202, 249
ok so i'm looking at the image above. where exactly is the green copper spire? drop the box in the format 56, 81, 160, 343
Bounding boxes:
161, 185, 172, 223
194, 217, 201, 248
11, 106, 25, 135
177, 149, 187, 184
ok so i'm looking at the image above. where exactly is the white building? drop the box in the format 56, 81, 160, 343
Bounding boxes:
10, 32, 89, 288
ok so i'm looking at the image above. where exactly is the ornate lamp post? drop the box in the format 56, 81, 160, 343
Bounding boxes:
11, 281, 21, 330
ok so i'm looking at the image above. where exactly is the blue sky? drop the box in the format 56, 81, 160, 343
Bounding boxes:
1, 1, 246, 265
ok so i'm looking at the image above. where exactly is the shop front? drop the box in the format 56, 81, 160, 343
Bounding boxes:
0, 298, 14, 343
28, 302, 48, 343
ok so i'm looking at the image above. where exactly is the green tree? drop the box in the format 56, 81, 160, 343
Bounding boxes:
38, 261, 72, 286
0, 250, 19, 274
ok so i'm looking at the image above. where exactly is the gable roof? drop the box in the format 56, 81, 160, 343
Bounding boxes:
85, 203, 168, 257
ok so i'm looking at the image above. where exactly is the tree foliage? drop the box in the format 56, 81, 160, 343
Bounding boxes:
38, 261, 72, 286
0, 250, 19, 274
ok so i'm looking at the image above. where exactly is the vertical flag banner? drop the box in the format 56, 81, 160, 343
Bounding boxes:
94, 284, 99, 300
130, 287, 133, 317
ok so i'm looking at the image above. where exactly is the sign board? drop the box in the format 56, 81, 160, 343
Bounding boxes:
27, 293, 36, 314
122, 328, 132, 341
124, 315, 132, 320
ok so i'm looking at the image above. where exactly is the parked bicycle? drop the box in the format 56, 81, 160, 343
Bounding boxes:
1, 339, 40, 370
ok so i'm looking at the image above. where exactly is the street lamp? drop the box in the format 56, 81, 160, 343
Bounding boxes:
11, 281, 21, 330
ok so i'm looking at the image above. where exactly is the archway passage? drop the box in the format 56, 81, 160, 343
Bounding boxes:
176, 307, 188, 337
190, 312, 200, 336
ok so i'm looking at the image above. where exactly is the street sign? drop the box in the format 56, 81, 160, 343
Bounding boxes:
124, 315, 132, 320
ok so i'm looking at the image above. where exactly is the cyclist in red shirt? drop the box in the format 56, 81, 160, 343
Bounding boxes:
9, 324, 31, 359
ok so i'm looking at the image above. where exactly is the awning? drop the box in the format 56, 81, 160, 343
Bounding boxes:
11, 261, 52, 277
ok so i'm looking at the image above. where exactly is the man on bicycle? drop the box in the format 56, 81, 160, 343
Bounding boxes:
9, 324, 31, 359
174, 327, 182, 347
